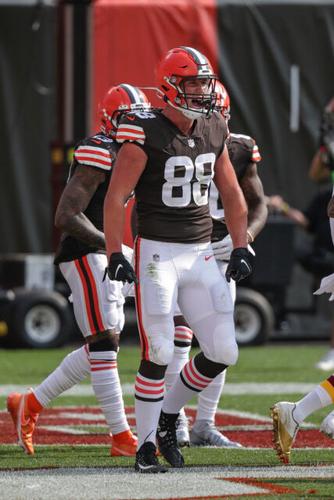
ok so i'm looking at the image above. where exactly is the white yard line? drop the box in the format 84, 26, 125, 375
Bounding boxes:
0, 382, 319, 398
1, 466, 334, 500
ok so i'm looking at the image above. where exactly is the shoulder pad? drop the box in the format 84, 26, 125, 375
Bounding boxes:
74, 136, 113, 171
116, 111, 158, 146
229, 133, 261, 163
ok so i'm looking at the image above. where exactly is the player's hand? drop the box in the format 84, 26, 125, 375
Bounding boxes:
104, 252, 138, 284
225, 247, 253, 283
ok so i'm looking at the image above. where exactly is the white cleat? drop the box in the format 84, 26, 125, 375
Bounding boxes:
271, 401, 299, 464
190, 420, 243, 448
176, 410, 190, 447
320, 410, 334, 439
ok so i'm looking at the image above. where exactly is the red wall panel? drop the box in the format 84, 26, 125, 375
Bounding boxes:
91, 0, 218, 245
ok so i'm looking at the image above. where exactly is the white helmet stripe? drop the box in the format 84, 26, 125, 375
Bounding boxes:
120, 84, 144, 104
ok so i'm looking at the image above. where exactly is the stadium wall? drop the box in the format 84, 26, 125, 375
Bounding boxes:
0, 0, 334, 252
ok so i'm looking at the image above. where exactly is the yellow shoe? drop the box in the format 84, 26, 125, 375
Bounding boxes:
271, 402, 299, 464
7, 392, 39, 455
110, 429, 138, 457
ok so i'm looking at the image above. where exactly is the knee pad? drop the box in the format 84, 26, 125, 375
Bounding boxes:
145, 320, 175, 365
89, 333, 119, 353
149, 335, 174, 365
201, 318, 239, 366
205, 337, 238, 366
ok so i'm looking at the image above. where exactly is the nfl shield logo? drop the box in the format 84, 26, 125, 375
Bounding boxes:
153, 254, 160, 262
188, 138, 195, 148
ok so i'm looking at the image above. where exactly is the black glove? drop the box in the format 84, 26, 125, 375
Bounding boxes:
225, 247, 253, 283
104, 252, 138, 284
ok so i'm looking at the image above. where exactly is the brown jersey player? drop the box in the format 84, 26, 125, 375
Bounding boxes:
6, 84, 150, 458
104, 46, 252, 473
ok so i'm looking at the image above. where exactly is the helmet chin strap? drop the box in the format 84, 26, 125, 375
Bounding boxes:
167, 98, 206, 120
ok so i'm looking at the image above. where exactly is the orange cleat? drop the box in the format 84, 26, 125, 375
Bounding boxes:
7, 392, 39, 455
110, 429, 138, 457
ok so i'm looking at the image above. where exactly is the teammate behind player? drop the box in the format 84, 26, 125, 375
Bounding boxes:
103, 46, 253, 472
6, 84, 150, 457
167, 82, 268, 448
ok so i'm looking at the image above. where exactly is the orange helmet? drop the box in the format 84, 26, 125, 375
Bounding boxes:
156, 46, 217, 119
215, 81, 231, 122
99, 84, 150, 137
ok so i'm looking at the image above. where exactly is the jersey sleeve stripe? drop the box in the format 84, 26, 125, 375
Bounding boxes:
75, 155, 111, 170
252, 145, 262, 162
76, 146, 110, 158
117, 124, 145, 141
119, 124, 145, 133
117, 129, 145, 138
116, 136, 145, 145
75, 152, 111, 164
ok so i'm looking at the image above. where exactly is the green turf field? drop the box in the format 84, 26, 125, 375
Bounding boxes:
1, 342, 334, 498
1, 343, 333, 423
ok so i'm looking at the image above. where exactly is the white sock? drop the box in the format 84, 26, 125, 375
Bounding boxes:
195, 371, 226, 423
135, 372, 165, 448
34, 345, 90, 407
90, 349, 129, 435
165, 345, 191, 391
294, 385, 333, 423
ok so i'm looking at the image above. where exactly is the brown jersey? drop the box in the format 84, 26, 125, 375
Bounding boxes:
54, 133, 119, 264
210, 133, 262, 242
117, 110, 227, 243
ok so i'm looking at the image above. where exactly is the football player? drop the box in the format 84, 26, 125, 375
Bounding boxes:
272, 375, 334, 464
103, 46, 253, 472
166, 81, 268, 448
7, 84, 150, 457
272, 166, 334, 463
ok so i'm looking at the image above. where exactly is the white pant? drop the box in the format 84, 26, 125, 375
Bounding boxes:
134, 238, 237, 366
174, 260, 236, 315
59, 253, 125, 338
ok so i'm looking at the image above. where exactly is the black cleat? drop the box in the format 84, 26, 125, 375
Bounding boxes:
135, 442, 168, 473
157, 411, 185, 468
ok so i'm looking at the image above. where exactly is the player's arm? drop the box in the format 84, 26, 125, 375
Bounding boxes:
55, 166, 106, 248
239, 163, 268, 242
309, 149, 331, 183
104, 143, 147, 258
214, 145, 248, 248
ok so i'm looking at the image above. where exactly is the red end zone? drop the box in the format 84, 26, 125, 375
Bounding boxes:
1, 406, 334, 448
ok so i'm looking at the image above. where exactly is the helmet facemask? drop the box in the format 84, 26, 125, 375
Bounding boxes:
157, 46, 218, 119
166, 75, 217, 120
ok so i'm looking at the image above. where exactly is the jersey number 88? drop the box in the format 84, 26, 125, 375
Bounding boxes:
162, 153, 216, 208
